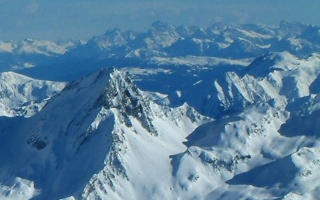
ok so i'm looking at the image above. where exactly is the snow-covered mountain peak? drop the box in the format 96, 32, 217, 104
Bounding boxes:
90, 30, 133, 50
61, 68, 147, 112
246, 51, 298, 74
106, 69, 142, 109
151, 21, 175, 32
6, 39, 75, 56
0, 41, 15, 53
0, 67, 210, 200
246, 51, 320, 80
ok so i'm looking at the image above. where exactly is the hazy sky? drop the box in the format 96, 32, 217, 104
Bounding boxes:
0, 0, 319, 41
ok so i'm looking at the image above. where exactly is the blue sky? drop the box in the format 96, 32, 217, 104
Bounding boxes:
0, 0, 319, 41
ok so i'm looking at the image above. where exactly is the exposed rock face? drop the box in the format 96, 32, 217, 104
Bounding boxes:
104, 69, 157, 135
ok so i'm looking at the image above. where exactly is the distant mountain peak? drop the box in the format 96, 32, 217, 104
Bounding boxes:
151, 21, 173, 31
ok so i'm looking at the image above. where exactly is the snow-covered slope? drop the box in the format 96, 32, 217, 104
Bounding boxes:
0, 71, 65, 117
167, 52, 320, 199
116, 52, 320, 199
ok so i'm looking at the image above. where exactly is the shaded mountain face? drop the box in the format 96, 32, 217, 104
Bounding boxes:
1, 21, 320, 200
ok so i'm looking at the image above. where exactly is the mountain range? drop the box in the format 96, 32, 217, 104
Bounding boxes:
0, 21, 320, 200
